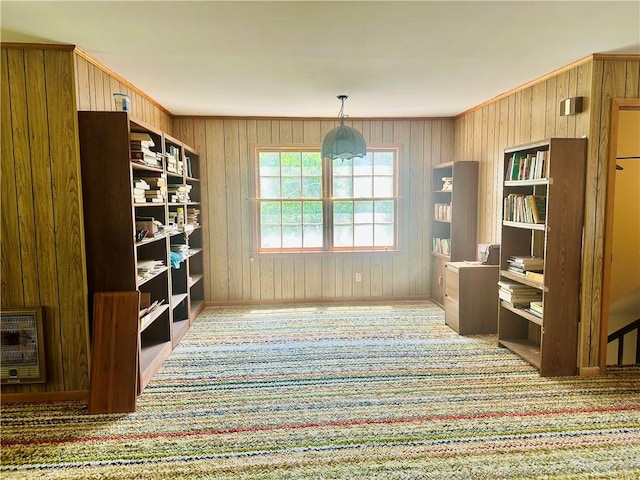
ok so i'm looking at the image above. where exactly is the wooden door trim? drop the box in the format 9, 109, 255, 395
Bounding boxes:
600, 98, 640, 368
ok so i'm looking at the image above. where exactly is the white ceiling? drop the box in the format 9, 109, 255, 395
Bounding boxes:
2, 1, 639, 118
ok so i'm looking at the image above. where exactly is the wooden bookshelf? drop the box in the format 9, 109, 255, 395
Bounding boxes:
78, 111, 205, 411
497, 138, 586, 376
430, 161, 478, 306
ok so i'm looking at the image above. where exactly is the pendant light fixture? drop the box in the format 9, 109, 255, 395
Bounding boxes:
321, 95, 367, 160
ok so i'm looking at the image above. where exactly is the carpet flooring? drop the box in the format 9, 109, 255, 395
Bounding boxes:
2, 300, 640, 479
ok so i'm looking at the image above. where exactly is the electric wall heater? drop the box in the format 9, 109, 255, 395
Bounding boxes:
1, 307, 46, 384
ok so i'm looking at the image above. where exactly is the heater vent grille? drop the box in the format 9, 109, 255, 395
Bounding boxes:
1, 307, 46, 384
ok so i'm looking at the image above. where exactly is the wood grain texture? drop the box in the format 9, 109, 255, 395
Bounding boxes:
1, 46, 91, 396
0, 49, 23, 309
44, 50, 91, 391
89, 292, 139, 414
25, 49, 64, 392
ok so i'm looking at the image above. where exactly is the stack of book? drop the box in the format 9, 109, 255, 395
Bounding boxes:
186, 207, 200, 227
441, 177, 453, 191
498, 280, 542, 307
133, 178, 150, 203
136, 259, 165, 283
131, 133, 162, 167
507, 256, 544, 275
527, 301, 543, 318
133, 176, 167, 203
165, 145, 183, 174
167, 184, 192, 203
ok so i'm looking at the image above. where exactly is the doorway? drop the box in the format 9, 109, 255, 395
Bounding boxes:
601, 98, 640, 368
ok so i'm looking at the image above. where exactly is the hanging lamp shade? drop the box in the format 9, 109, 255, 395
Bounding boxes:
321, 95, 367, 160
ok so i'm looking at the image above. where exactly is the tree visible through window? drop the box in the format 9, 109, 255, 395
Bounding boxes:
255, 146, 399, 252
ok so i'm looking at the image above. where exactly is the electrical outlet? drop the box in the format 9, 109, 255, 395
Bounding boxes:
355, 273, 362, 282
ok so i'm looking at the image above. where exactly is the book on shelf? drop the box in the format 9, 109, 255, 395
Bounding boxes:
503, 194, 546, 224
508, 256, 544, 271
525, 271, 544, 283
505, 150, 547, 181
434, 203, 452, 222
498, 279, 542, 306
441, 177, 453, 191
432, 237, 451, 256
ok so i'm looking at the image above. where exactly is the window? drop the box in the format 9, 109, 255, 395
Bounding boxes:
254, 145, 399, 253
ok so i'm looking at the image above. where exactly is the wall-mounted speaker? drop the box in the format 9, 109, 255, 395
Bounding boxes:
1, 307, 46, 384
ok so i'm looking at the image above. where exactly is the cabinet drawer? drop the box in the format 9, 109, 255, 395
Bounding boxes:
445, 266, 459, 302
444, 296, 460, 332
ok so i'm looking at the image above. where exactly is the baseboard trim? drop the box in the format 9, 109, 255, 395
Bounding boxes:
205, 296, 432, 307
0, 390, 89, 405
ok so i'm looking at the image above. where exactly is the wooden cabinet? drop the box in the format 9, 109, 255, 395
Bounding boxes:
497, 138, 586, 376
78, 111, 205, 410
430, 161, 479, 305
444, 262, 499, 335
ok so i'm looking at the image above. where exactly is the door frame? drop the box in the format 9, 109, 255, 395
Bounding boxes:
600, 97, 640, 369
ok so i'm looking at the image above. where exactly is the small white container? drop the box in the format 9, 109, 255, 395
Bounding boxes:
113, 93, 130, 111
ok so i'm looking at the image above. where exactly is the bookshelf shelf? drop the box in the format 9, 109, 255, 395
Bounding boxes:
497, 138, 586, 377
78, 111, 205, 411
503, 221, 546, 231
430, 161, 478, 306
500, 270, 544, 290
500, 301, 543, 326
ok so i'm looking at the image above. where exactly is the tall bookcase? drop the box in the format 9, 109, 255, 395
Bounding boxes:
430, 161, 478, 305
497, 138, 586, 377
78, 111, 205, 410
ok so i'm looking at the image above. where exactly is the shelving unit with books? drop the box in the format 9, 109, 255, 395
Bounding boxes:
497, 138, 586, 376
430, 161, 478, 306
78, 111, 205, 409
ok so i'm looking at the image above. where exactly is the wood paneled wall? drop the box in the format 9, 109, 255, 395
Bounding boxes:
74, 51, 173, 133
1, 45, 174, 397
173, 117, 455, 303
1, 46, 90, 394
454, 55, 640, 369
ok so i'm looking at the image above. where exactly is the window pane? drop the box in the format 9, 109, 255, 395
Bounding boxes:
374, 224, 394, 246
334, 225, 353, 247
281, 177, 301, 198
257, 147, 396, 251
282, 225, 302, 247
373, 176, 394, 197
354, 224, 373, 246
303, 201, 323, 224
353, 177, 372, 198
354, 201, 373, 224
303, 225, 323, 247
260, 177, 281, 198
354, 154, 373, 175
282, 201, 302, 224
261, 225, 281, 248
302, 152, 322, 176
333, 176, 352, 197
333, 201, 353, 224
302, 176, 322, 198
373, 151, 394, 175
260, 202, 281, 224
281, 152, 301, 176
259, 152, 280, 176
333, 157, 352, 176
374, 200, 394, 223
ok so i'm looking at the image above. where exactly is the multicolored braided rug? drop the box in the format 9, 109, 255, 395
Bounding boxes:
2, 301, 640, 479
